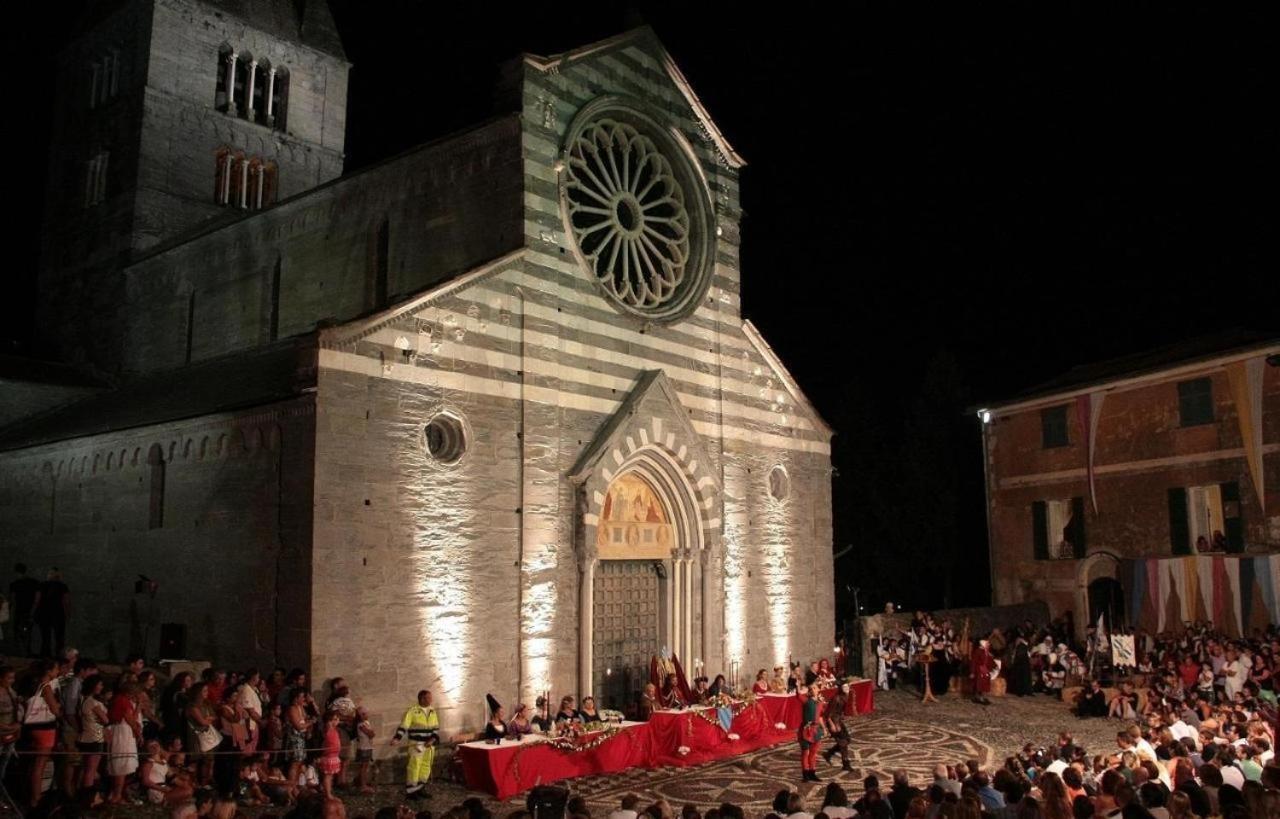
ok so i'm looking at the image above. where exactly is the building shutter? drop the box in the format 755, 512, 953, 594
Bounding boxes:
1032, 500, 1049, 560
1168, 488, 1190, 555
1220, 481, 1244, 553
1071, 496, 1087, 558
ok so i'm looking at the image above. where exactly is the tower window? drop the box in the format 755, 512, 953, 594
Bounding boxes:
88, 50, 120, 109
214, 148, 276, 210
84, 150, 110, 207
214, 46, 288, 131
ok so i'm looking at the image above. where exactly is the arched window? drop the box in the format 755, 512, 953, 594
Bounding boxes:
251, 60, 270, 124
259, 161, 278, 208
213, 147, 231, 204
270, 67, 289, 131
215, 44, 233, 111
147, 443, 165, 529
233, 50, 252, 117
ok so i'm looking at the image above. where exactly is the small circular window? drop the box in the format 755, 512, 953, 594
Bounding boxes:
767, 465, 790, 501
424, 414, 467, 464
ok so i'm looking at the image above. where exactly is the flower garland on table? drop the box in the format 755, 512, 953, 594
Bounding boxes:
687, 692, 757, 739
509, 724, 625, 789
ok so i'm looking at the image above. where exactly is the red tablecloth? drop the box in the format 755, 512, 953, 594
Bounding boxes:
457, 725, 655, 800
649, 701, 793, 766
458, 687, 873, 799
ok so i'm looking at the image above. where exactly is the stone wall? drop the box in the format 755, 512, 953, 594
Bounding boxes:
852, 601, 1050, 676
123, 116, 523, 376
307, 30, 836, 738
0, 397, 315, 668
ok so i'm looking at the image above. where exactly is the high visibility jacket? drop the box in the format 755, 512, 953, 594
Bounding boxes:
393, 705, 439, 744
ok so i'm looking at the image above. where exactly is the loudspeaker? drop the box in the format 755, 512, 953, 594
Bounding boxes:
159, 623, 186, 659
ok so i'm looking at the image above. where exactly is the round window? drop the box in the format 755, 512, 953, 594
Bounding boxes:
767, 465, 790, 501
562, 100, 715, 322
424, 414, 467, 464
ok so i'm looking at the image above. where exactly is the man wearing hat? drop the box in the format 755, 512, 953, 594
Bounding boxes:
391, 690, 439, 799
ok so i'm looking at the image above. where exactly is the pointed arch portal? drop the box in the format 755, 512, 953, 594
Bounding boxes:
570, 370, 722, 709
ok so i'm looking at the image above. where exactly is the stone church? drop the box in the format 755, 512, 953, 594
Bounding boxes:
0, 0, 834, 734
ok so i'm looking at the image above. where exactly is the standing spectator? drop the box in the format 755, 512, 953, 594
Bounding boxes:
8, 563, 40, 656
32, 567, 70, 659
76, 673, 109, 799
106, 681, 141, 805
57, 656, 97, 797
23, 659, 62, 808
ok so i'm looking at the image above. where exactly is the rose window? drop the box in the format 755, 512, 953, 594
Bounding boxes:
564, 116, 707, 318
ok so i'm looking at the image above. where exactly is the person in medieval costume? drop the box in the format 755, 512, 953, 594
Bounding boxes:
970, 638, 993, 705
390, 690, 439, 799
482, 694, 506, 742
822, 683, 853, 771
660, 673, 686, 709
1009, 637, 1033, 697
797, 685, 824, 782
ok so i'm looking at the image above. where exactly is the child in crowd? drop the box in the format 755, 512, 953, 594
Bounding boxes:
236, 756, 271, 806
318, 710, 343, 798
354, 706, 376, 795
140, 738, 193, 807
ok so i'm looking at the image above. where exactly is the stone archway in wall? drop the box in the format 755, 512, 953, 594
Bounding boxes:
1076, 551, 1123, 638
570, 371, 722, 707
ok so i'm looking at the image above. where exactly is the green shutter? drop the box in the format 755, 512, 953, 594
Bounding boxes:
1221, 481, 1244, 553
1032, 500, 1049, 560
1168, 488, 1190, 555
1071, 496, 1087, 558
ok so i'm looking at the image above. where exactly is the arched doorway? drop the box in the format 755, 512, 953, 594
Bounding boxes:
591, 472, 674, 711
1088, 578, 1125, 632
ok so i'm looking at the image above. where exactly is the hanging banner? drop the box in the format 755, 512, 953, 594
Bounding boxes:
1075, 392, 1106, 513
1111, 634, 1135, 667
1225, 356, 1266, 513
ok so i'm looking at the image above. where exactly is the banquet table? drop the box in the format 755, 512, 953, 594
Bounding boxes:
457, 685, 874, 799
457, 722, 654, 800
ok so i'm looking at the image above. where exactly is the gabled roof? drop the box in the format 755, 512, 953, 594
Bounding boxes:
317, 250, 526, 349
522, 26, 746, 170
569, 368, 722, 489
978, 330, 1280, 415
742, 320, 834, 437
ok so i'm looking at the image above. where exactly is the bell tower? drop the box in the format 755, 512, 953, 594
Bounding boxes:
39, 0, 349, 372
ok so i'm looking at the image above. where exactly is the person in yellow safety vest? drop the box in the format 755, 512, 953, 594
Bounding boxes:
390, 689, 439, 798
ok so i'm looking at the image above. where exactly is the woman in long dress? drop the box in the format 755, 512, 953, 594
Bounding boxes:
1009, 637, 1033, 696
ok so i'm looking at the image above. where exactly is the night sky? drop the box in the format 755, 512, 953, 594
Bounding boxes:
5, 4, 1274, 622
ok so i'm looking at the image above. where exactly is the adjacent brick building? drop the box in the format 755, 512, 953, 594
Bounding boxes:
977, 336, 1280, 636
0, 3, 834, 738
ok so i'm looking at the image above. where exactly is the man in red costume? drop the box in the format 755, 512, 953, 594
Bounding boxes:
798, 685, 825, 781
970, 637, 993, 705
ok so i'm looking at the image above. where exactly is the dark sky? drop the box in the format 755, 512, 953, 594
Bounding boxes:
6, 4, 1275, 618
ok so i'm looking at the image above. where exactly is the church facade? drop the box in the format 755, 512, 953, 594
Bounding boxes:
0, 1, 834, 736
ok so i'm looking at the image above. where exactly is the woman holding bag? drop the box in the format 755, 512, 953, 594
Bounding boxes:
184, 682, 219, 786
22, 660, 61, 808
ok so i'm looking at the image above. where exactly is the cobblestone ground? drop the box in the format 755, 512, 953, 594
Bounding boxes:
74, 690, 1130, 818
